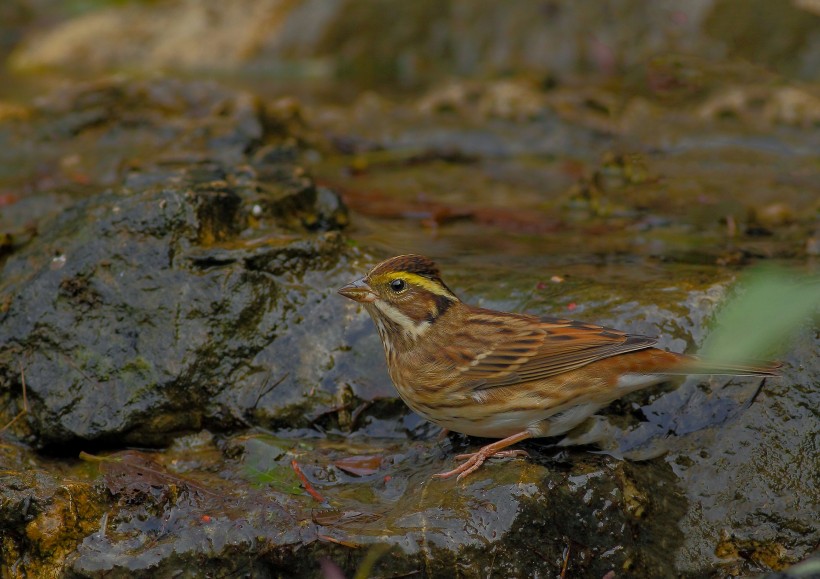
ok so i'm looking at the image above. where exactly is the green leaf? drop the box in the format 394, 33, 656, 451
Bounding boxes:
699, 267, 819, 362
241, 438, 303, 495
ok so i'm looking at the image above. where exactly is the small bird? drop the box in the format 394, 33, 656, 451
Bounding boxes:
338, 255, 778, 481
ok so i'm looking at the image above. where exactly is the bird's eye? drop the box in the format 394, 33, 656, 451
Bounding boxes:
389, 279, 406, 293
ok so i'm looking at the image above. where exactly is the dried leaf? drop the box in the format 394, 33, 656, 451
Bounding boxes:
333, 455, 383, 477
312, 509, 382, 526
98, 450, 215, 499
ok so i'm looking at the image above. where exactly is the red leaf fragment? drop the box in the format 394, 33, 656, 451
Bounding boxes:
291, 460, 325, 502
332, 455, 383, 477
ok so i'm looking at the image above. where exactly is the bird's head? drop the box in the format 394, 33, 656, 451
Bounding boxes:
338, 254, 460, 348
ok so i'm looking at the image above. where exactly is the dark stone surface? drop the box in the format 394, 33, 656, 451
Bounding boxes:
0, 79, 391, 449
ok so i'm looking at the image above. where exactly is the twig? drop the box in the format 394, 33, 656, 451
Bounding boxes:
253, 372, 288, 409
1, 359, 29, 433
560, 541, 571, 579
0, 411, 26, 432
61, 353, 99, 387
317, 534, 358, 548
20, 359, 28, 412
291, 460, 325, 502
745, 377, 767, 408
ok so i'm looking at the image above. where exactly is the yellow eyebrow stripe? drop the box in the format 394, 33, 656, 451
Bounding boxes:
373, 271, 455, 298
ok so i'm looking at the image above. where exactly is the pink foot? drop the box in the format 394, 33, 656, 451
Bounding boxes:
431, 431, 533, 481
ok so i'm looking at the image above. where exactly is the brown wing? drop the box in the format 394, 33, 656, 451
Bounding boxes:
455, 309, 657, 390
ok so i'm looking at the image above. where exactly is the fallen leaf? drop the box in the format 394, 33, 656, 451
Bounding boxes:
333, 455, 383, 477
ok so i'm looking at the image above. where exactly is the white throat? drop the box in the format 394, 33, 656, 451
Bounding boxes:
371, 299, 431, 342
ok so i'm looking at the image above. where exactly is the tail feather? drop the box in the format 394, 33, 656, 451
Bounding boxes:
670, 357, 781, 377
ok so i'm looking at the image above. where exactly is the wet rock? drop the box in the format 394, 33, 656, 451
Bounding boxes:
0, 79, 394, 450
667, 325, 820, 576
0, 432, 685, 578
0, 470, 103, 577
0, 78, 313, 236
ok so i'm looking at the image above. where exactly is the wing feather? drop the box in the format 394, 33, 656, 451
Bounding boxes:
456, 310, 657, 390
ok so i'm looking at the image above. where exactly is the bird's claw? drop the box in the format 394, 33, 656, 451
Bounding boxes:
432, 449, 529, 481
453, 450, 529, 461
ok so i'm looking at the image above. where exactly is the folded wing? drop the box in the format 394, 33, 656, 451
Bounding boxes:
456, 310, 658, 390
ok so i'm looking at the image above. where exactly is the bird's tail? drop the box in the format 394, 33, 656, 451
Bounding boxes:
670, 357, 781, 377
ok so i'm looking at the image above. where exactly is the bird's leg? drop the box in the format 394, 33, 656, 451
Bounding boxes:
432, 431, 533, 481
453, 449, 529, 460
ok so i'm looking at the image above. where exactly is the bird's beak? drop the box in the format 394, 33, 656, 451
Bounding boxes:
338, 277, 377, 303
